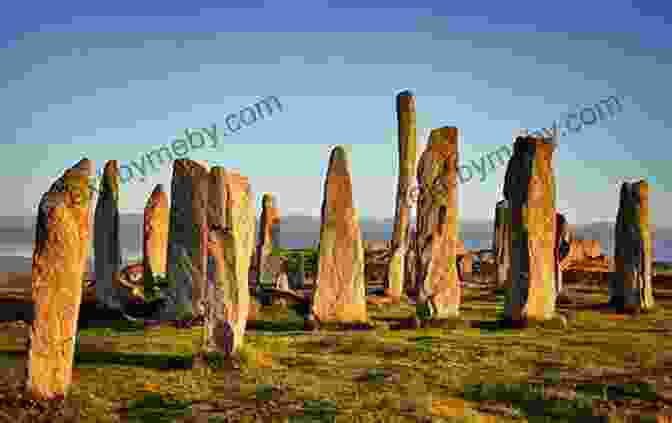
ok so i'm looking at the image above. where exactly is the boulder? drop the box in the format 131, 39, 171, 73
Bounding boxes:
414, 127, 460, 319
311, 146, 368, 324
610, 180, 654, 312
27, 159, 93, 400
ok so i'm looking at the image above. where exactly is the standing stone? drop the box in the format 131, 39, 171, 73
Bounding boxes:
554, 212, 572, 303
415, 127, 460, 319
610, 180, 654, 312
27, 159, 93, 400
201, 168, 256, 358
143, 184, 169, 291
404, 225, 417, 296
503, 136, 557, 322
493, 200, 512, 289
388, 90, 417, 300
312, 146, 368, 324
94, 160, 123, 312
162, 159, 209, 320
289, 253, 306, 290
256, 193, 281, 285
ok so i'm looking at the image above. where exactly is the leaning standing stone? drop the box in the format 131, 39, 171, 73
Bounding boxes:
27, 159, 93, 400
493, 200, 512, 290
415, 127, 460, 319
388, 90, 417, 300
610, 180, 654, 312
312, 146, 368, 325
502, 136, 557, 323
94, 160, 123, 311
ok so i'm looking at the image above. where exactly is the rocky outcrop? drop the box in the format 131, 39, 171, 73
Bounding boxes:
312, 146, 368, 324
27, 159, 93, 400
493, 200, 512, 289
162, 159, 209, 320
93, 160, 124, 312
610, 180, 654, 312
502, 136, 557, 322
414, 127, 460, 319
142, 184, 169, 294
388, 90, 417, 299
255, 193, 281, 285
200, 168, 256, 359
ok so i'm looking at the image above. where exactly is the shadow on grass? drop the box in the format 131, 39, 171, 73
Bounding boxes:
463, 381, 659, 422
75, 350, 193, 370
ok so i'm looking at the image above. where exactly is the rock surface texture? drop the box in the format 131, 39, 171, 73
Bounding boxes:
414, 127, 461, 319
610, 180, 655, 312
162, 159, 209, 320
93, 160, 124, 311
28, 159, 93, 400
502, 136, 557, 322
388, 90, 417, 299
312, 146, 368, 324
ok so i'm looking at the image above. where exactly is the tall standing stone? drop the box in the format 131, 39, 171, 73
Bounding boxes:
162, 159, 209, 320
493, 200, 512, 289
554, 212, 572, 303
94, 160, 123, 312
610, 180, 654, 312
312, 146, 368, 324
27, 159, 93, 400
143, 184, 169, 286
503, 136, 557, 322
256, 193, 281, 285
388, 90, 417, 300
200, 167, 256, 358
415, 127, 460, 319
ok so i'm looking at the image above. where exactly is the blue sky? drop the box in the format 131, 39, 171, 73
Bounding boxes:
2, 0, 671, 225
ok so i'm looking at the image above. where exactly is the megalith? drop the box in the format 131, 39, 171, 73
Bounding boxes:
27, 159, 93, 400
554, 212, 572, 303
493, 200, 512, 289
502, 136, 557, 323
414, 127, 460, 319
256, 193, 281, 285
162, 159, 209, 320
143, 184, 169, 291
388, 90, 417, 300
311, 146, 368, 325
93, 160, 123, 312
610, 180, 654, 312
201, 167, 256, 358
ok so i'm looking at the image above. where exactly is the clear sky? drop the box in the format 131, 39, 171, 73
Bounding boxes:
2, 0, 671, 226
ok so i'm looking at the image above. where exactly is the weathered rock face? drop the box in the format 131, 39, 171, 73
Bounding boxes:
503, 136, 557, 322
256, 193, 281, 285
93, 160, 123, 311
28, 159, 93, 400
312, 146, 368, 324
201, 168, 256, 357
415, 127, 460, 319
162, 159, 209, 320
404, 226, 417, 295
610, 180, 654, 311
142, 184, 169, 291
388, 90, 417, 299
493, 200, 512, 289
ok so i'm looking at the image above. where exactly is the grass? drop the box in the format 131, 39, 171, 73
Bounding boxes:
1, 282, 671, 422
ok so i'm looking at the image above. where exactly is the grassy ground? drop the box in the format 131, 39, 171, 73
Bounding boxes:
1, 281, 671, 422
